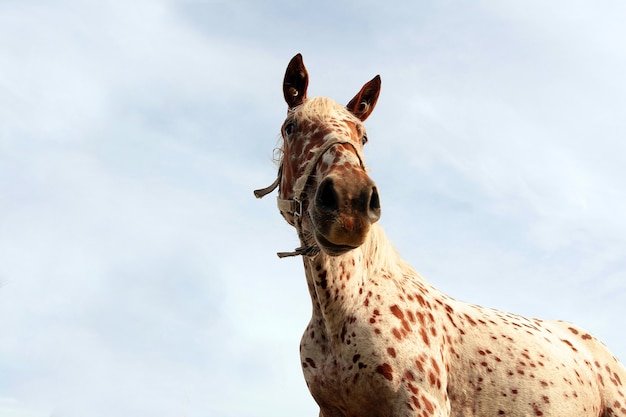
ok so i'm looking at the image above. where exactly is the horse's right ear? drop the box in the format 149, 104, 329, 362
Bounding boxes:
283, 53, 309, 108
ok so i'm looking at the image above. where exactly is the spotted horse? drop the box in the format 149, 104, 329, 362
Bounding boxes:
254, 53, 626, 417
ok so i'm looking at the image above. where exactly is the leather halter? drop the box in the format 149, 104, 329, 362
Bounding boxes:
254, 137, 366, 258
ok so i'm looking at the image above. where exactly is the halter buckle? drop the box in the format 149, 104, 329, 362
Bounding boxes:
293, 197, 303, 217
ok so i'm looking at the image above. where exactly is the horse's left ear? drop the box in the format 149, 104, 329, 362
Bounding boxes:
347, 75, 381, 121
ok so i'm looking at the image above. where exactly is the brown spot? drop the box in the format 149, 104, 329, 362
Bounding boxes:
318, 271, 327, 289
393, 328, 403, 340
581, 333, 592, 340
428, 372, 436, 386
405, 370, 415, 381
568, 327, 579, 335
431, 358, 440, 375
352, 354, 361, 363
340, 325, 347, 342
560, 339, 578, 352
407, 310, 416, 323
305, 357, 316, 368
390, 305, 404, 319
421, 395, 434, 414
420, 328, 430, 346
387, 347, 397, 358
416, 311, 425, 325
376, 363, 393, 381
464, 314, 477, 326
416, 294, 426, 306
411, 395, 420, 409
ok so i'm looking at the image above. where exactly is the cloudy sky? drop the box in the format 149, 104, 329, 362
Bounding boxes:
2, 1, 626, 416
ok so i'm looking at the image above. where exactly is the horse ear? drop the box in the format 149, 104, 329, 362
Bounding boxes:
346, 75, 381, 121
283, 53, 309, 108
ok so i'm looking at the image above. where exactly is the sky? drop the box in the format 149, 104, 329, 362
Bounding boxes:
1, 1, 626, 416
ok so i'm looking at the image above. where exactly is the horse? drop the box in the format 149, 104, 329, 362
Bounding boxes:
254, 53, 626, 417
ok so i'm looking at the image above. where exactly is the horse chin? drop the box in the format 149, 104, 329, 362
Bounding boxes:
311, 217, 369, 256
314, 232, 359, 257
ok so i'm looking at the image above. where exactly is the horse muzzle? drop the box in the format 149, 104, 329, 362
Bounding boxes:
310, 174, 381, 256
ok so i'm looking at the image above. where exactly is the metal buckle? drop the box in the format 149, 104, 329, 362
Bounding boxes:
293, 198, 303, 217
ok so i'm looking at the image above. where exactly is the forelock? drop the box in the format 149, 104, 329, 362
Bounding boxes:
290, 97, 358, 124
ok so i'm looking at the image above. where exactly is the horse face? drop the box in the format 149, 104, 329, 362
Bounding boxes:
279, 54, 382, 256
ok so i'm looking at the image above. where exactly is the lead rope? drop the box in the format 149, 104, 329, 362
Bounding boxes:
254, 138, 365, 258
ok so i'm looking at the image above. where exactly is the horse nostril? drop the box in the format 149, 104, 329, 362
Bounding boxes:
368, 186, 381, 222
316, 177, 339, 212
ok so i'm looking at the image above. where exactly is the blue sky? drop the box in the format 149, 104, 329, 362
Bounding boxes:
2, 1, 626, 416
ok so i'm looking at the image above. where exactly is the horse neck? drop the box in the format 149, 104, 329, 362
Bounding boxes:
303, 223, 418, 341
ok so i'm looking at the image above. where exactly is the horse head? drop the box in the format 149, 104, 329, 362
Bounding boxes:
265, 54, 382, 256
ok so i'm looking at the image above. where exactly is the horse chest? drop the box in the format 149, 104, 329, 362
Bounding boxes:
299, 315, 403, 416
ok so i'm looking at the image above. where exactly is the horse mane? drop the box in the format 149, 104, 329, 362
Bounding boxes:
359, 223, 422, 287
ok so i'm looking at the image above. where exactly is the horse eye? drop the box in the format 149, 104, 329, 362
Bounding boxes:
284, 122, 295, 138
361, 133, 368, 145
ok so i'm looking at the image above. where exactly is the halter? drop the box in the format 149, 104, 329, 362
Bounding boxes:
254, 137, 366, 258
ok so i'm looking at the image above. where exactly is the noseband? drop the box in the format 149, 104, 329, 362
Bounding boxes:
254, 137, 366, 258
